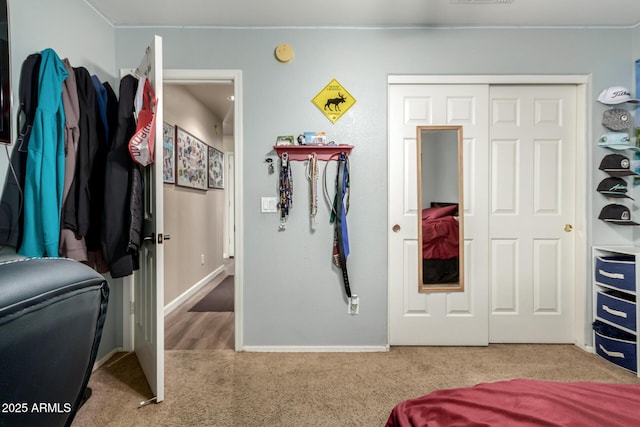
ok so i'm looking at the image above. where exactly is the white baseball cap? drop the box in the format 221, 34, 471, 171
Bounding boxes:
597, 86, 640, 105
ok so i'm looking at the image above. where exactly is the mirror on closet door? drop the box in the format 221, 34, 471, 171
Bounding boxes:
417, 126, 464, 293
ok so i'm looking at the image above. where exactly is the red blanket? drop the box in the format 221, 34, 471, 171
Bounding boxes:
385, 379, 640, 427
422, 215, 459, 260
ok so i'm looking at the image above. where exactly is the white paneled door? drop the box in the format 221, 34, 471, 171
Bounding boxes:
488, 85, 576, 343
389, 84, 490, 345
389, 83, 577, 345
133, 35, 165, 404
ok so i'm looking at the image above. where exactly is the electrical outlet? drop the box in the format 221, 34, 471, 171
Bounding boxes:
348, 294, 359, 315
200, 254, 205, 265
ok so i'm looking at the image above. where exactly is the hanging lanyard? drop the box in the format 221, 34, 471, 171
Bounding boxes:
278, 153, 293, 230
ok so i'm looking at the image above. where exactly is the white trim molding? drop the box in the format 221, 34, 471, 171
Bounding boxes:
163, 69, 244, 351
163, 264, 226, 316
242, 346, 390, 353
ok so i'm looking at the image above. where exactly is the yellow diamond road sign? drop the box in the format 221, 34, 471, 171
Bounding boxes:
312, 79, 356, 124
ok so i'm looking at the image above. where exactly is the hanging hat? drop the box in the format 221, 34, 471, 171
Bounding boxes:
602, 108, 633, 131
596, 177, 634, 200
597, 86, 640, 105
597, 132, 636, 151
599, 153, 639, 176
598, 204, 639, 226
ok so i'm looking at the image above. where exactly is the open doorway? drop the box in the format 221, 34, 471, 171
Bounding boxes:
161, 70, 243, 351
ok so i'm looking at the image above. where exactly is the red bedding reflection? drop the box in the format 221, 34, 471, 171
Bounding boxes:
422, 215, 458, 260
385, 379, 640, 427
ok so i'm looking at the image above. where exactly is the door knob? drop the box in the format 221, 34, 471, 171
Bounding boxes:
392, 224, 401, 233
564, 224, 573, 232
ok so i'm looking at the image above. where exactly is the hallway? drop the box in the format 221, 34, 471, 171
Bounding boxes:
164, 259, 234, 350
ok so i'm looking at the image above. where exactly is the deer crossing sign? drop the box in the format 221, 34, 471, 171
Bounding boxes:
312, 78, 356, 124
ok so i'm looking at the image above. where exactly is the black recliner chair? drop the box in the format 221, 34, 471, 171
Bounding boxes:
0, 257, 109, 427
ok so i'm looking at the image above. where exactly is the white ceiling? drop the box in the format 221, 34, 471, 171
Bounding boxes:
178, 84, 235, 136
89, 0, 640, 135
88, 0, 640, 28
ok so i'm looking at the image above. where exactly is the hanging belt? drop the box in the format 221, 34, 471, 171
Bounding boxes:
307, 153, 318, 223
333, 153, 351, 298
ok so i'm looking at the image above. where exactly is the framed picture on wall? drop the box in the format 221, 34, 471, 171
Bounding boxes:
208, 146, 224, 189
162, 122, 176, 183
176, 126, 208, 191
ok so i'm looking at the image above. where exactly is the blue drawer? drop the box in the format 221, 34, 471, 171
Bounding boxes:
594, 323, 637, 373
595, 256, 636, 292
596, 290, 637, 332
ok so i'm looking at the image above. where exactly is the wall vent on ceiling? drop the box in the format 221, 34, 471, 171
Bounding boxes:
451, 0, 514, 4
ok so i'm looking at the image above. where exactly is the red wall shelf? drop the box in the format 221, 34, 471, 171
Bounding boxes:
273, 145, 354, 161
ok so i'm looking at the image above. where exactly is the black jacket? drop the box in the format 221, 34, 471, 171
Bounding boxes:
0, 53, 41, 249
102, 74, 142, 278
63, 67, 99, 237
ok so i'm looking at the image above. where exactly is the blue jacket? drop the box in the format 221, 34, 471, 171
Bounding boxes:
19, 48, 68, 257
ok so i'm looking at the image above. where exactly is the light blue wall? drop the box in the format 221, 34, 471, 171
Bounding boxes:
6, 0, 120, 360
3, 1, 639, 349
114, 27, 636, 347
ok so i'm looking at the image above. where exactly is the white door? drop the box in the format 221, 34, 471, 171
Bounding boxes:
488, 85, 576, 343
389, 83, 577, 345
133, 35, 165, 404
388, 84, 490, 345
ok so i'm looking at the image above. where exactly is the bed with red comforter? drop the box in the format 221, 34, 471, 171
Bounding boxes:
422, 204, 459, 284
385, 379, 640, 427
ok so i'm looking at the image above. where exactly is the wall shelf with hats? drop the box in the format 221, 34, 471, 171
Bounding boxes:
273, 144, 354, 161
592, 246, 640, 377
597, 83, 639, 230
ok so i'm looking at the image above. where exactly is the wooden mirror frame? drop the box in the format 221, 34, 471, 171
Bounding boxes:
417, 125, 464, 293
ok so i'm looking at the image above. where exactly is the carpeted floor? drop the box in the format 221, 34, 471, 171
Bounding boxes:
72, 345, 640, 426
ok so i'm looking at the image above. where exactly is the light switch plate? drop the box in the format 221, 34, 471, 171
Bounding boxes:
261, 197, 278, 213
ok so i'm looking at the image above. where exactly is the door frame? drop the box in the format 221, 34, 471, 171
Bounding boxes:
123, 69, 245, 351
225, 152, 235, 258
387, 74, 590, 349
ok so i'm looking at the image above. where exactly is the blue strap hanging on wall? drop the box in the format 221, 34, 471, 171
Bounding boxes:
333, 152, 351, 298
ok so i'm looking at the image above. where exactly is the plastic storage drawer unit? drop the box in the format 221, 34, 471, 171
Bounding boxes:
596, 290, 637, 332
594, 321, 637, 373
595, 256, 636, 292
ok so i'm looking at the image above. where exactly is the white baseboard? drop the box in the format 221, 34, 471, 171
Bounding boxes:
241, 345, 389, 353
92, 347, 124, 372
164, 264, 226, 316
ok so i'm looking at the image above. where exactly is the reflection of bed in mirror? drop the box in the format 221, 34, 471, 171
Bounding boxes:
421, 202, 459, 284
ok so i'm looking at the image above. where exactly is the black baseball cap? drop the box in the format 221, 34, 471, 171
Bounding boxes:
596, 177, 634, 200
598, 204, 639, 225
599, 153, 638, 177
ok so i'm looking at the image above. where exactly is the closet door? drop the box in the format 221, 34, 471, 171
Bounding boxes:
388, 83, 578, 345
388, 84, 490, 345
132, 35, 165, 404
488, 85, 576, 343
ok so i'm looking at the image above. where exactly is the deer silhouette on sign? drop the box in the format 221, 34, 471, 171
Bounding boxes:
324, 92, 346, 111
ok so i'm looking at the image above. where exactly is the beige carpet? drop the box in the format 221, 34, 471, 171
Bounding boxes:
73, 345, 640, 427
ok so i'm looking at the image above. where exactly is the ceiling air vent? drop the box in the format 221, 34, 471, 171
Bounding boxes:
451, 0, 514, 4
